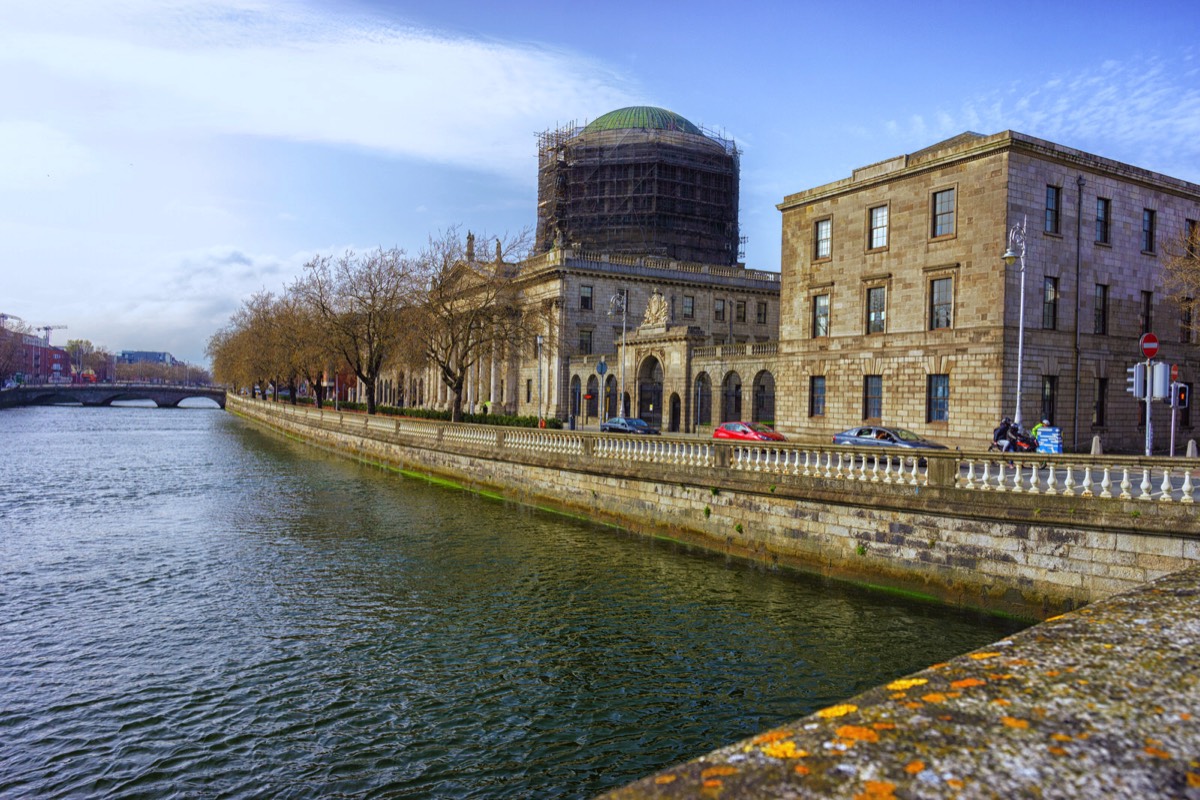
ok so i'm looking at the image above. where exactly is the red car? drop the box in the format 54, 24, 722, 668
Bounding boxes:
712, 421, 786, 442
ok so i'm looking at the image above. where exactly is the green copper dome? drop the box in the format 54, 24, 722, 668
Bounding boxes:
583, 106, 703, 136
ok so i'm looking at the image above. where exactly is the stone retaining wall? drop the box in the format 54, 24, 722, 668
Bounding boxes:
228, 397, 1200, 618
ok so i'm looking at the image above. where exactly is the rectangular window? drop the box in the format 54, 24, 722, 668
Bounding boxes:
809, 376, 826, 417
1095, 197, 1111, 244
812, 294, 830, 338
814, 218, 831, 259
1094, 284, 1108, 335
580, 285, 593, 310
863, 375, 883, 420
1188, 219, 1199, 259
578, 329, 592, 355
869, 205, 889, 249
866, 286, 886, 334
1041, 376, 1057, 426
931, 188, 955, 237
926, 374, 949, 422
1142, 209, 1156, 253
1141, 290, 1153, 335
735, 300, 746, 323
682, 295, 694, 319
1093, 378, 1107, 427
714, 299, 725, 322
1045, 186, 1062, 234
1182, 298, 1194, 344
1042, 276, 1059, 330
929, 277, 952, 330
525, 379, 532, 403
756, 301, 768, 325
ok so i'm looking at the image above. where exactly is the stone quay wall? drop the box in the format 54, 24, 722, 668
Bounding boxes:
227, 396, 1200, 619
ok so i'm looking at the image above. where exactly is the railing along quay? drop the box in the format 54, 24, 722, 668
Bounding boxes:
240, 399, 1198, 505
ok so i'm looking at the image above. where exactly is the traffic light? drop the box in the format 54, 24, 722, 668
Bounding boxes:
1126, 363, 1146, 398
1176, 383, 1190, 409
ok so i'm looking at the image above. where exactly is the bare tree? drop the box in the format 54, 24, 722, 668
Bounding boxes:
294, 248, 417, 414
412, 228, 532, 421
1162, 223, 1200, 342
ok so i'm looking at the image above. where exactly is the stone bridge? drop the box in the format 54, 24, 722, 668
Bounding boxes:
0, 383, 226, 409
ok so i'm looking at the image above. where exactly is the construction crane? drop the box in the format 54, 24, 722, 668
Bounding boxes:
0, 312, 22, 329
38, 324, 67, 345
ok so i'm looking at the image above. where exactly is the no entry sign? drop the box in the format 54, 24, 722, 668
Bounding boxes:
1140, 332, 1159, 359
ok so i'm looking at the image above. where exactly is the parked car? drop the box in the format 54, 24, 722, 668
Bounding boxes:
713, 421, 786, 442
600, 416, 660, 435
832, 426, 947, 450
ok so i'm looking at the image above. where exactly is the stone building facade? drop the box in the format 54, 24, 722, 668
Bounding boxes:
774, 130, 1200, 453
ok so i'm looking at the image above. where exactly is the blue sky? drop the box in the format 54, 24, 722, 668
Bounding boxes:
3, 0, 1199, 365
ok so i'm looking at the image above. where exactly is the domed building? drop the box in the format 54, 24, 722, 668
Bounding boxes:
535, 106, 741, 265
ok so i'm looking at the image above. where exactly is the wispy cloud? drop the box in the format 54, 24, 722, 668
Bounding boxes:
0, 0, 636, 182
876, 54, 1200, 181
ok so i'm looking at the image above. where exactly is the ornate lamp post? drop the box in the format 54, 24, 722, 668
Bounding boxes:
609, 291, 627, 417
1002, 215, 1028, 429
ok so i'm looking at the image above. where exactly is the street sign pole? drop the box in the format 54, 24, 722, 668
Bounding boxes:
1140, 334, 1159, 457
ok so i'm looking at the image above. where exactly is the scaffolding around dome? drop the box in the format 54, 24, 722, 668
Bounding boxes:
535, 106, 743, 265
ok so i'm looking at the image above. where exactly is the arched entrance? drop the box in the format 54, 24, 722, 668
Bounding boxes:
694, 372, 712, 427
586, 375, 599, 419
752, 370, 776, 425
637, 356, 664, 428
721, 371, 742, 423
669, 393, 681, 433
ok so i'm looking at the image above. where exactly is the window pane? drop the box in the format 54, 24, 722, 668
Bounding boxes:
869, 206, 888, 249
1095, 198, 1110, 243
1045, 186, 1061, 234
1094, 284, 1108, 335
815, 218, 831, 259
926, 374, 949, 422
683, 295, 694, 318
1042, 277, 1058, 330
812, 294, 829, 337
809, 376, 826, 417
930, 277, 952, 329
1142, 209, 1156, 252
867, 286, 886, 333
932, 189, 955, 237
863, 375, 882, 419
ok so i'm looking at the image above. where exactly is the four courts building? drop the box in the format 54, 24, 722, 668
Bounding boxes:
403, 108, 1200, 453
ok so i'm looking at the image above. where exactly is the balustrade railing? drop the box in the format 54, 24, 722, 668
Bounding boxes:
233, 397, 1197, 507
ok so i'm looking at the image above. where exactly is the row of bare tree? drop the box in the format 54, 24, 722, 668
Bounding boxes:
207, 229, 536, 421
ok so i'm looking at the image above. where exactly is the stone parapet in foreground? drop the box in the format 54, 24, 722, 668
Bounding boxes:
599, 564, 1200, 799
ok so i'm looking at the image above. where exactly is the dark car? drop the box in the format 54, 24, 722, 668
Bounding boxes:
713, 421, 786, 442
831, 425, 947, 450
600, 416, 660, 435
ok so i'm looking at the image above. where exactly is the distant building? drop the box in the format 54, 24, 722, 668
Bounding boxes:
536, 106, 742, 266
118, 350, 178, 366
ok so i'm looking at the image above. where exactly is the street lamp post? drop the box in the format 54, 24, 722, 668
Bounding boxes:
1002, 215, 1028, 429
609, 291, 627, 417
535, 334, 544, 422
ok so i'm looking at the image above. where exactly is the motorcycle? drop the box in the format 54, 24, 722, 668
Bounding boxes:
989, 426, 1036, 453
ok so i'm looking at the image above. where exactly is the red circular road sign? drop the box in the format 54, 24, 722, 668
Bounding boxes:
1140, 332, 1159, 359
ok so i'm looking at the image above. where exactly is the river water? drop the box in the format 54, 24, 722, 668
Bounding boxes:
0, 404, 1026, 798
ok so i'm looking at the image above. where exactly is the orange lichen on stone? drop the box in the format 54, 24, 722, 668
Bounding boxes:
762, 740, 806, 759
1144, 745, 1171, 759
836, 725, 880, 743
886, 678, 928, 691
1187, 772, 1200, 788
1002, 716, 1030, 729
951, 677, 987, 689
794, 764, 810, 776
1045, 613, 1066, 621
946, 778, 965, 789
752, 730, 792, 745
654, 775, 677, 785
872, 722, 896, 731
1051, 733, 1073, 742
854, 780, 897, 799
988, 673, 1016, 680
1048, 746, 1068, 756
992, 698, 1012, 706
903, 701, 922, 710
969, 652, 1003, 660
702, 779, 722, 789
701, 766, 738, 779
904, 760, 925, 774
921, 692, 947, 703
817, 704, 858, 718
